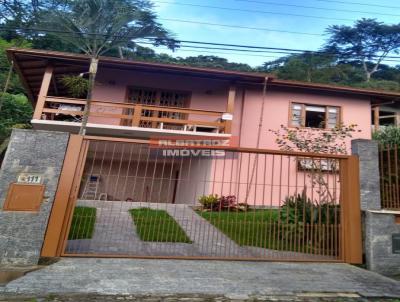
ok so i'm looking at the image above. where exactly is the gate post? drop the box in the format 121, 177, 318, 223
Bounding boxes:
351, 140, 381, 211
340, 155, 362, 264
41, 135, 85, 257
352, 139, 400, 276
0, 129, 69, 265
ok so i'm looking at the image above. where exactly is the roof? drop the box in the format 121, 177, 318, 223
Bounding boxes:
269, 79, 400, 99
7, 47, 271, 101
7, 47, 400, 103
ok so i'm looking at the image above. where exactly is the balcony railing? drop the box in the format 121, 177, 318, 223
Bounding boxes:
38, 96, 230, 134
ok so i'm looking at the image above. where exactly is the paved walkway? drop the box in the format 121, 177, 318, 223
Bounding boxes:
1, 258, 400, 299
68, 200, 243, 257
67, 201, 335, 260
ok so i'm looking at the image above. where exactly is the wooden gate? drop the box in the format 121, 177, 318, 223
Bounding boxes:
42, 135, 362, 263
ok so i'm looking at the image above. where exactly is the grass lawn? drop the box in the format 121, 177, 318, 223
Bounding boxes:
68, 206, 97, 240
129, 208, 192, 243
197, 210, 315, 252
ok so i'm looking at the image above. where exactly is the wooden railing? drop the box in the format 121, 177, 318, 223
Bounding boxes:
39, 96, 229, 134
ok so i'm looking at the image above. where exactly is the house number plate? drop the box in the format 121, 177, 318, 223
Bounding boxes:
17, 173, 43, 184
393, 234, 400, 254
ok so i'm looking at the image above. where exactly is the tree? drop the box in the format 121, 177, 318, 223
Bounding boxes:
373, 126, 400, 146
176, 55, 253, 72
270, 124, 359, 203
40, 0, 177, 135
0, 92, 32, 143
260, 52, 335, 82
0, 38, 31, 113
325, 18, 400, 82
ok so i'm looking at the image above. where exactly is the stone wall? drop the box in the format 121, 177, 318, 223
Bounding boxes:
352, 139, 400, 276
365, 211, 400, 276
0, 129, 69, 265
351, 139, 381, 211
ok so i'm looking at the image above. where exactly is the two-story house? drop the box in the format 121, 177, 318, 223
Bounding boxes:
1, 47, 399, 262
7, 48, 399, 203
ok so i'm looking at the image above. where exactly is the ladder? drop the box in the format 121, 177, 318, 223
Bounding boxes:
81, 175, 100, 200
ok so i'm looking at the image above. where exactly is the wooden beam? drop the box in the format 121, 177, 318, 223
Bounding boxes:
41, 135, 86, 257
33, 65, 53, 120
224, 85, 237, 134
19, 61, 47, 69
340, 156, 363, 264
374, 106, 380, 132
132, 105, 143, 127
24, 66, 86, 76
396, 112, 400, 127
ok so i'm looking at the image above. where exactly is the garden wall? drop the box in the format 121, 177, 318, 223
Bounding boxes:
0, 129, 69, 265
352, 139, 400, 276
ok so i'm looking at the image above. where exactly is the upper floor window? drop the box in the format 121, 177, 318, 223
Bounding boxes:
290, 103, 340, 129
125, 87, 191, 129
127, 87, 190, 108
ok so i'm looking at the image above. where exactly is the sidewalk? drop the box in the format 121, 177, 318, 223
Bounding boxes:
1, 258, 400, 300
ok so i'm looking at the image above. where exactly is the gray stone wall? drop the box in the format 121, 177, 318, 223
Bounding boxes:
352, 139, 400, 276
351, 139, 381, 211
0, 129, 69, 265
365, 211, 400, 276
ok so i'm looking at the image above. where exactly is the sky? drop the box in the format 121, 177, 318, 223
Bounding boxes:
142, 0, 400, 67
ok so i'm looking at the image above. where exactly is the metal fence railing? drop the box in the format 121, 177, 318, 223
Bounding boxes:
54, 137, 361, 262
379, 145, 400, 210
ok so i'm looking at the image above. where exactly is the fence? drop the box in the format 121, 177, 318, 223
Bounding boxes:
42, 135, 361, 263
379, 145, 400, 210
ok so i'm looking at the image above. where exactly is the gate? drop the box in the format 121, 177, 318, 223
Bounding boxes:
42, 135, 362, 263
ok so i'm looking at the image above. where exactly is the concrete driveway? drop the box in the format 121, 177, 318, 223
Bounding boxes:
1, 258, 400, 299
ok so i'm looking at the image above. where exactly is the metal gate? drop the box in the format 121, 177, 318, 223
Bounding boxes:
42, 135, 362, 263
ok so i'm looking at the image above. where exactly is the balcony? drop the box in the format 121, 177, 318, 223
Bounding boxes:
32, 96, 232, 138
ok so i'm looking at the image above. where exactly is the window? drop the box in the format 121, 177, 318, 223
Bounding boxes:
290, 103, 340, 129
124, 87, 191, 129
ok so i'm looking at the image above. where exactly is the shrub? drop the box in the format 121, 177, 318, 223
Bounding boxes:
280, 191, 314, 224
198, 194, 247, 211
60, 75, 89, 98
280, 189, 340, 225
198, 194, 219, 210
280, 190, 340, 253
218, 195, 237, 210
373, 126, 400, 146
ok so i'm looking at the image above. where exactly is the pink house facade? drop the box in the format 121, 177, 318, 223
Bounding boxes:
7, 48, 400, 206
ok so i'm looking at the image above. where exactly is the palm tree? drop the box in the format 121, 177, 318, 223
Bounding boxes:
42, 0, 176, 135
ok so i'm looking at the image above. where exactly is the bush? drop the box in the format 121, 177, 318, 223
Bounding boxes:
198, 194, 247, 211
280, 191, 314, 224
0, 93, 32, 143
280, 190, 340, 225
198, 194, 219, 210
218, 195, 237, 210
60, 75, 89, 98
280, 190, 340, 253
373, 126, 400, 146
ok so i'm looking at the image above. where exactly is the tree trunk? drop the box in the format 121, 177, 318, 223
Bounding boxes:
366, 71, 371, 82
0, 61, 14, 112
118, 47, 124, 59
79, 57, 99, 135
361, 60, 371, 82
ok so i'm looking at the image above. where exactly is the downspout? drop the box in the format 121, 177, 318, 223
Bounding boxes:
244, 76, 269, 204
